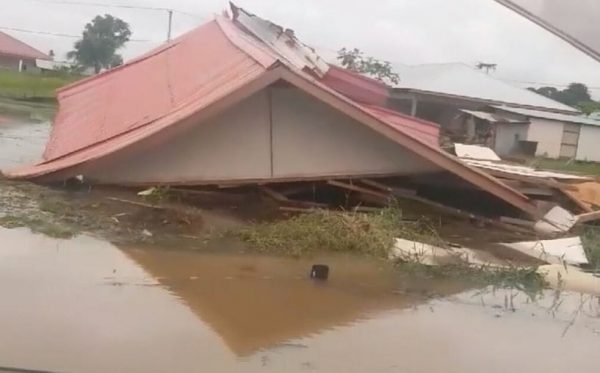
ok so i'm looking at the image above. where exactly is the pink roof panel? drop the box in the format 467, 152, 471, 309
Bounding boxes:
0, 31, 49, 60
44, 20, 275, 161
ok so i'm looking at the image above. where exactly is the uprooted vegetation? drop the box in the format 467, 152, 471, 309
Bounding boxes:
581, 226, 600, 272
237, 207, 440, 258
238, 207, 547, 292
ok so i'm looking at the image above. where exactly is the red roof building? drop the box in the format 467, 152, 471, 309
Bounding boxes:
4, 5, 538, 217
0, 31, 50, 72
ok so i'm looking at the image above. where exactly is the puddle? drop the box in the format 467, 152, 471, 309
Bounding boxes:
1, 227, 599, 372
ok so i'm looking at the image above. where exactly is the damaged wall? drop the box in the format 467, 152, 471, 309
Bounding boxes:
61, 85, 441, 184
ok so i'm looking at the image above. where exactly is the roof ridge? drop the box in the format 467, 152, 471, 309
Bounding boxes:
0, 30, 49, 59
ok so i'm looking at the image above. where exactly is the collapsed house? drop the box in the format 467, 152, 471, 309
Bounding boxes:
5, 4, 540, 219
388, 63, 600, 160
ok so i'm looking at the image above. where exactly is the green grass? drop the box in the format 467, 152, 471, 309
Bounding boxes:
581, 226, 600, 272
237, 208, 443, 258
529, 157, 600, 177
0, 70, 79, 99
0, 215, 75, 239
395, 262, 546, 298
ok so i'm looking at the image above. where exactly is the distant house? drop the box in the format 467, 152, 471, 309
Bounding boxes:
0, 31, 50, 73
388, 63, 600, 160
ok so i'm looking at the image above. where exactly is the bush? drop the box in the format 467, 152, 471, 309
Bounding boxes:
237, 208, 438, 258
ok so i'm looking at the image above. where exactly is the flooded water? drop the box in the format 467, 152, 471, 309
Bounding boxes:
0, 119, 49, 170
1, 227, 599, 373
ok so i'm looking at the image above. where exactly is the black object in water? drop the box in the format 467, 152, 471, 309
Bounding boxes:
310, 264, 329, 280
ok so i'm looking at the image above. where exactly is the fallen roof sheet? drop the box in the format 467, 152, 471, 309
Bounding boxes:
0, 31, 49, 60
495, 0, 600, 63
230, 3, 329, 77
393, 63, 578, 114
5, 6, 539, 218
494, 106, 600, 127
501, 236, 588, 266
463, 159, 590, 181
454, 144, 502, 161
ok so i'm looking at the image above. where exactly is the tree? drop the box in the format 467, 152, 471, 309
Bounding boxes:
67, 14, 131, 74
337, 48, 400, 85
529, 82, 599, 114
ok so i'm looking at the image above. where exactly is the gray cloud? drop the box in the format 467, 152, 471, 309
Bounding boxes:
2, 0, 599, 96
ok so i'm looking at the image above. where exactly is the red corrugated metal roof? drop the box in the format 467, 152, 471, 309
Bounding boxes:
0, 31, 49, 60
320, 65, 389, 106
44, 20, 275, 161
361, 105, 440, 147
5, 13, 538, 217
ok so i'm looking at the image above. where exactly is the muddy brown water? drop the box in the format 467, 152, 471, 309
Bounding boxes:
1, 227, 599, 373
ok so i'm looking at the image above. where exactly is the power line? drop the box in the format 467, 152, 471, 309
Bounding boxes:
18, 0, 205, 18
0, 26, 155, 43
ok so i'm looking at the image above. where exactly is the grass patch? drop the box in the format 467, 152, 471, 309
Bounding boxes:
581, 226, 600, 272
0, 215, 75, 239
396, 262, 546, 297
237, 208, 440, 258
0, 70, 79, 99
530, 157, 600, 177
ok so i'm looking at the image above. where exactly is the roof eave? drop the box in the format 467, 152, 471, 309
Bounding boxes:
391, 88, 581, 115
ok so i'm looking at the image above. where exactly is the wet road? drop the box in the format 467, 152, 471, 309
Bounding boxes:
0, 227, 599, 373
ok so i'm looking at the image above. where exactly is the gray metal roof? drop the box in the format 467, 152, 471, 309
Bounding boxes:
460, 109, 528, 124
393, 63, 579, 114
494, 106, 600, 127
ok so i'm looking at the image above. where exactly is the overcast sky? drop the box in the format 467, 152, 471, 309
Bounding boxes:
2, 0, 599, 96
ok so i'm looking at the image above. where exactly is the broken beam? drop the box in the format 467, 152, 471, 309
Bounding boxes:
327, 180, 391, 200
576, 209, 600, 225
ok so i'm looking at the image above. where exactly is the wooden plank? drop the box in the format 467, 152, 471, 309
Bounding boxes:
559, 187, 594, 213
280, 206, 317, 213
259, 186, 289, 202
483, 170, 577, 190
327, 180, 391, 200
500, 216, 536, 227
359, 179, 393, 193
387, 191, 535, 235
106, 197, 165, 210
360, 179, 418, 197
279, 183, 317, 197
576, 210, 600, 224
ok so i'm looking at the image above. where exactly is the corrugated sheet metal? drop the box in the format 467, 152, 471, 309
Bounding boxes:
394, 63, 578, 114
494, 106, 600, 127
454, 144, 502, 161
361, 105, 440, 148
43, 20, 275, 161
320, 65, 389, 106
464, 159, 590, 180
5, 10, 538, 217
0, 31, 49, 60
230, 3, 329, 77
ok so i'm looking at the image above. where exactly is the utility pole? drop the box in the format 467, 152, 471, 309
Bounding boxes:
167, 9, 173, 41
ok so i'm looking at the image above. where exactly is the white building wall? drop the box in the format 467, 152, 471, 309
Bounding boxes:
526, 118, 564, 158
270, 86, 438, 178
494, 123, 528, 157
70, 86, 440, 184
576, 125, 600, 162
